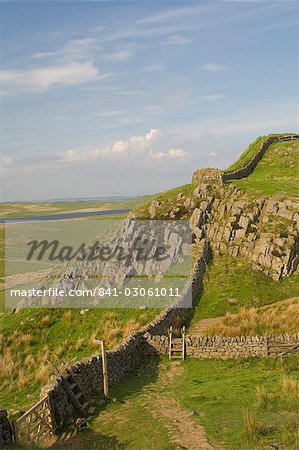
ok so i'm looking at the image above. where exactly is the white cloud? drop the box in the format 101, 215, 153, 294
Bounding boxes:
199, 62, 227, 72
57, 129, 160, 164
2, 129, 189, 173
0, 156, 14, 171
199, 94, 225, 101
146, 129, 158, 141
164, 35, 193, 45
111, 141, 129, 154
0, 61, 108, 94
104, 49, 134, 62
137, 5, 205, 25
32, 38, 97, 60
149, 148, 189, 160
62, 128, 188, 164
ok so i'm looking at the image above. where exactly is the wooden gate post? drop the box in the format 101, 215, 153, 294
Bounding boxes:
168, 326, 173, 360
92, 338, 109, 397
182, 326, 186, 360
101, 340, 109, 397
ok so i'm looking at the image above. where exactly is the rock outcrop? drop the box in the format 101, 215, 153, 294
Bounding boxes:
133, 182, 299, 280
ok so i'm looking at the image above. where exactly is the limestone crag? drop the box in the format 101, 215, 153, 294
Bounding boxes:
19, 219, 192, 307
133, 183, 299, 280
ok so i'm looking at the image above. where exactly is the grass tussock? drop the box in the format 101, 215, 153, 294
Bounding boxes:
63, 310, 72, 322
0, 306, 156, 411
207, 299, 299, 336
255, 386, 276, 410
243, 411, 268, 439
174, 356, 299, 449
281, 376, 299, 398
242, 371, 299, 445
192, 254, 299, 322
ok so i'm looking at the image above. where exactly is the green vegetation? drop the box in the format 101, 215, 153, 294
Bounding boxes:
191, 254, 299, 322
226, 135, 266, 172
207, 298, 299, 336
74, 357, 174, 450
0, 220, 159, 411
261, 213, 296, 236
1, 133, 299, 449
132, 182, 197, 219
52, 355, 299, 450
231, 140, 299, 196
175, 357, 299, 449
0, 308, 158, 411
0, 226, 5, 307
0, 196, 152, 219
225, 133, 293, 173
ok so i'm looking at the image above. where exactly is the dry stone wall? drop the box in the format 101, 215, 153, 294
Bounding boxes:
222, 134, 299, 181
45, 332, 146, 426
135, 133, 299, 280
42, 240, 211, 427
145, 334, 299, 359
0, 410, 13, 448
222, 135, 278, 181
192, 168, 223, 185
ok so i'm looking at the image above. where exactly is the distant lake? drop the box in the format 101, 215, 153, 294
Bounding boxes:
0, 209, 131, 223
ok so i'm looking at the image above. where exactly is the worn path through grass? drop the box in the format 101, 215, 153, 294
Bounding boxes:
53, 357, 213, 450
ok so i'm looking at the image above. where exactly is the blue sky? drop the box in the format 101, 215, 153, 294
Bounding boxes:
0, 1, 298, 201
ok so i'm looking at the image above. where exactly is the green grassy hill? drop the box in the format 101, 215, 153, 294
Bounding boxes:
132, 134, 298, 220
226, 135, 267, 172
0, 223, 158, 411
231, 139, 299, 196
191, 254, 299, 322
0, 133, 298, 448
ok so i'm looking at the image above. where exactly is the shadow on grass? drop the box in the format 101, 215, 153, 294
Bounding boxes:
106, 354, 161, 404
50, 429, 126, 449
50, 355, 161, 449
183, 245, 214, 330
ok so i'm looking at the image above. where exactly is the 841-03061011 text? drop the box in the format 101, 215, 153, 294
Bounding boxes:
95, 287, 181, 297
9, 287, 181, 298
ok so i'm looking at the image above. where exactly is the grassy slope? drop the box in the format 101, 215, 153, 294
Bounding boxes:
174, 357, 299, 449
0, 307, 158, 410
191, 254, 299, 323
0, 221, 158, 411
53, 355, 299, 450
225, 133, 292, 173
51, 138, 297, 449
132, 182, 197, 219
1, 133, 298, 446
207, 297, 299, 336
226, 135, 266, 172
231, 140, 299, 196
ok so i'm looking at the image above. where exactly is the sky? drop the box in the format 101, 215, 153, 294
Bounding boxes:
0, 0, 298, 202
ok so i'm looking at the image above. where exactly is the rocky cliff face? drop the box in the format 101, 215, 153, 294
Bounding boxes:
131, 182, 299, 281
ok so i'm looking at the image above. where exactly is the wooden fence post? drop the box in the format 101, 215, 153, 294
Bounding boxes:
92, 338, 109, 397
168, 326, 173, 360
101, 340, 109, 398
182, 326, 186, 360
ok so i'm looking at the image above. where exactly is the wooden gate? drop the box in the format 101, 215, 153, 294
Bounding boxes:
13, 396, 54, 447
